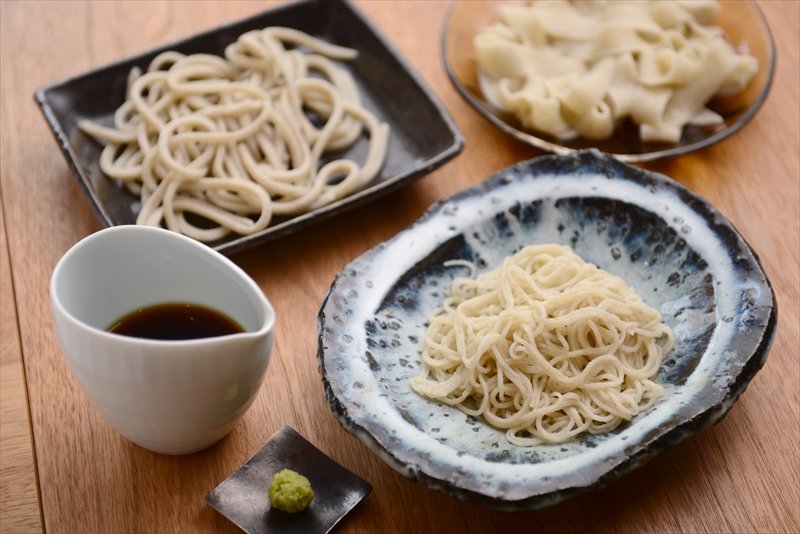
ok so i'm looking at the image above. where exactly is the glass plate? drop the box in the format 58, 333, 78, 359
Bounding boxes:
442, 0, 775, 162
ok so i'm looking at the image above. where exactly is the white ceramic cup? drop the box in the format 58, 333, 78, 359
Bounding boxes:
50, 225, 275, 455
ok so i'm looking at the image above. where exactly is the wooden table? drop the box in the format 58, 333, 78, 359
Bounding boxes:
1, 1, 798, 532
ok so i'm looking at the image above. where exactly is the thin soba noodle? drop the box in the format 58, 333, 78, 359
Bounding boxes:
411, 244, 674, 446
79, 27, 390, 242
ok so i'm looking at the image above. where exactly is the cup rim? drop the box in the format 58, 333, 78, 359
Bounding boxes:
50, 225, 275, 346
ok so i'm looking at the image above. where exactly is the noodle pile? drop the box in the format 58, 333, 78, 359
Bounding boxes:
475, 0, 759, 143
411, 244, 674, 446
79, 27, 390, 242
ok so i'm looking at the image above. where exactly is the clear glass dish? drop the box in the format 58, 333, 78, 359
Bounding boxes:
442, 0, 775, 162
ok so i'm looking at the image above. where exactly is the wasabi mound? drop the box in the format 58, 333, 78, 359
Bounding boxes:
268, 469, 314, 513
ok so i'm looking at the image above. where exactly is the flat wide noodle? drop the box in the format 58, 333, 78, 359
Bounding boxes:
411, 244, 674, 446
79, 27, 390, 242
475, 0, 758, 143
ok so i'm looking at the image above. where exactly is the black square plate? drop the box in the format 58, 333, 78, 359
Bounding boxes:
35, 0, 463, 255
206, 425, 372, 533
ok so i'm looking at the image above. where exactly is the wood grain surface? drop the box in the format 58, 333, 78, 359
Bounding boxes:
1, 1, 798, 533
0, 187, 42, 533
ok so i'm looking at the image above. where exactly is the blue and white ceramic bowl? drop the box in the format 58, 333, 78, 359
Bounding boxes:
317, 151, 776, 509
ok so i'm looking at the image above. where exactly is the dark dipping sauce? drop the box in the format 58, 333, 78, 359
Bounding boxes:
108, 303, 244, 340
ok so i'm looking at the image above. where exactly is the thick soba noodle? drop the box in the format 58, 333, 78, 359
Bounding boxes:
475, 0, 758, 143
79, 27, 390, 242
411, 244, 674, 446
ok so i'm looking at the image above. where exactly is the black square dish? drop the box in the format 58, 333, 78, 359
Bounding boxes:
35, 0, 463, 255
206, 425, 372, 534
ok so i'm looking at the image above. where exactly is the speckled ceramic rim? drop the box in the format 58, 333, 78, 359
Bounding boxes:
441, 1, 776, 163
317, 150, 777, 510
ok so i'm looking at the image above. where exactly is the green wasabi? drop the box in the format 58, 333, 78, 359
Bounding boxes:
268, 469, 314, 513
